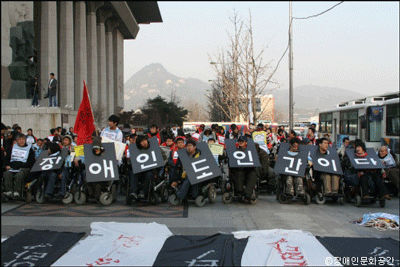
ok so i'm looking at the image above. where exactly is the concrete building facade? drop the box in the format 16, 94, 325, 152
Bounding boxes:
1, 1, 162, 138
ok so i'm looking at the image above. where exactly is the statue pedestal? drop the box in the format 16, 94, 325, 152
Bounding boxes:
1, 99, 77, 138
8, 80, 30, 99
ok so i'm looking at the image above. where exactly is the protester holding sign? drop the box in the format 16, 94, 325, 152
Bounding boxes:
167, 137, 185, 187
228, 136, 258, 203
3, 133, 35, 198
59, 136, 75, 198
128, 135, 167, 200
254, 142, 276, 194
39, 143, 64, 199
352, 141, 391, 200
311, 138, 341, 196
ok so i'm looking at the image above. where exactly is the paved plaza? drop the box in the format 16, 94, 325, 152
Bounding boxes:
2, 194, 399, 240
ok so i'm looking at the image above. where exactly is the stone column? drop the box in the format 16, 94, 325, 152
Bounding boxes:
86, 2, 103, 106
105, 19, 119, 117
96, 8, 112, 122
59, 1, 74, 109
113, 28, 124, 114
74, 1, 87, 110
40, 2, 58, 106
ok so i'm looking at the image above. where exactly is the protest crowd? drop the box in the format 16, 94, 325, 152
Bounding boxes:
1, 113, 399, 207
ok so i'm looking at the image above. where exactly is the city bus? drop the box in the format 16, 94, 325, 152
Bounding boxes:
318, 92, 399, 159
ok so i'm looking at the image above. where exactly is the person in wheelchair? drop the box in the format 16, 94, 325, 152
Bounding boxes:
255, 142, 276, 194
313, 138, 340, 196
353, 141, 391, 201
40, 142, 64, 199
167, 137, 185, 189
129, 135, 167, 200
174, 139, 202, 201
282, 138, 308, 199
3, 133, 35, 199
229, 136, 258, 203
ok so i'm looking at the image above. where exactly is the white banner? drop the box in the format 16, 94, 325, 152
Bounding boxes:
52, 222, 172, 266
233, 229, 339, 266
101, 136, 126, 161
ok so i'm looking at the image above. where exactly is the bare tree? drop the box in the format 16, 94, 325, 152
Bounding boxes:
185, 100, 208, 122
208, 9, 280, 123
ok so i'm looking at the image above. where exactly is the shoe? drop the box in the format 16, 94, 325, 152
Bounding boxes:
171, 182, 178, 188
138, 192, 145, 199
54, 193, 62, 199
362, 195, 370, 199
44, 193, 51, 199
383, 194, 391, 200
37, 105, 40, 107
13, 191, 20, 198
130, 192, 138, 200
4, 191, 12, 197
31, 105, 34, 107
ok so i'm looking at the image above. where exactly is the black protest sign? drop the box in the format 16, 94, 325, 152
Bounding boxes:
153, 234, 248, 267
30, 148, 68, 172
84, 143, 119, 183
129, 137, 165, 174
345, 148, 385, 170
309, 145, 343, 175
1, 229, 84, 267
177, 142, 221, 185
225, 138, 261, 168
273, 142, 310, 177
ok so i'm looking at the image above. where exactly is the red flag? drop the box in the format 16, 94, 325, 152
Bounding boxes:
74, 81, 95, 145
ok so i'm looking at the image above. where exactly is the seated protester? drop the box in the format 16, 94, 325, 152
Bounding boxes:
53, 128, 63, 144
33, 139, 45, 159
47, 128, 56, 142
161, 135, 176, 151
101, 115, 123, 143
284, 138, 306, 197
229, 136, 258, 203
255, 142, 277, 194
26, 128, 37, 146
57, 135, 75, 198
171, 125, 179, 138
229, 125, 241, 139
323, 134, 333, 147
196, 124, 205, 134
337, 137, 350, 159
147, 124, 162, 145
40, 142, 64, 199
174, 139, 202, 200
378, 145, 399, 192
199, 128, 216, 143
3, 133, 35, 198
215, 126, 226, 148
313, 138, 340, 195
288, 130, 302, 141
129, 135, 167, 199
306, 127, 317, 145
72, 135, 78, 147
207, 138, 227, 166
124, 133, 137, 159
168, 137, 185, 187
276, 129, 286, 143
353, 140, 391, 200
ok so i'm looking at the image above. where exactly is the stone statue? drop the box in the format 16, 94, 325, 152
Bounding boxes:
8, 20, 36, 99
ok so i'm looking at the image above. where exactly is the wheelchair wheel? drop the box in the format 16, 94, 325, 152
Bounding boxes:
379, 199, 385, 208
99, 192, 113, 206
315, 192, 326, 205
35, 190, 45, 204
195, 195, 206, 207
74, 191, 86, 205
277, 193, 288, 204
208, 185, 217, 203
304, 193, 311, 205
222, 192, 233, 204
355, 195, 362, 207
168, 194, 180, 206
149, 192, 159, 205
337, 197, 345, 205
159, 184, 169, 203
62, 192, 74, 204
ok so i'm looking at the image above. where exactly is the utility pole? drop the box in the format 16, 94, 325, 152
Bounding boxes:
289, 1, 294, 131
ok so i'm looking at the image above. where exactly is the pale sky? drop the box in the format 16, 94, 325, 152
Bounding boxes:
124, 1, 399, 96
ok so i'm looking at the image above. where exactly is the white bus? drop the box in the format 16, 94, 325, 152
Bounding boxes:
318, 92, 399, 159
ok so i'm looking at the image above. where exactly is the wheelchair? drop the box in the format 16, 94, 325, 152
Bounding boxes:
275, 169, 312, 205
168, 175, 218, 207
125, 167, 169, 205
2, 173, 38, 203
73, 169, 117, 206
35, 168, 75, 205
311, 171, 346, 205
221, 170, 259, 205
343, 171, 386, 208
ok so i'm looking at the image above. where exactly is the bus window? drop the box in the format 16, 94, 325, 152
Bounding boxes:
387, 104, 400, 136
340, 110, 358, 135
319, 113, 332, 133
